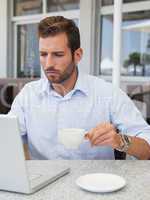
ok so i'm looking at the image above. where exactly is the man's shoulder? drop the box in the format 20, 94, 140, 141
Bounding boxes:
23, 78, 44, 88
20, 78, 47, 95
84, 74, 109, 84
83, 73, 113, 96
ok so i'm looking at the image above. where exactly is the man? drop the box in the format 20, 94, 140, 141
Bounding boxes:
9, 16, 150, 160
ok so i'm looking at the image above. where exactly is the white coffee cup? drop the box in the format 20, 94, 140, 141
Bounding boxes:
58, 128, 86, 149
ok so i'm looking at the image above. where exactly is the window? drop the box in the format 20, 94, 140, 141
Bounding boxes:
12, 0, 80, 78
99, 1, 150, 124
124, 0, 150, 3
102, 0, 150, 6
101, 0, 113, 6
47, 0, 79, 12
122, 10, 150, 77
14, 0, 43, 16
100, 15, 113, 75
17, 23, 40, 77
100, 10, 150, 76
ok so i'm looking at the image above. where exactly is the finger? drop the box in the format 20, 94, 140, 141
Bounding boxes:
87, 123, 115, 142
90, 126, 114, 143
94, 130, 118, 148
90, 129, 109, 144
87, 123, 109, 138
92, 132, 111, 146
86, 128, 96, 140
94, 138, 112, 146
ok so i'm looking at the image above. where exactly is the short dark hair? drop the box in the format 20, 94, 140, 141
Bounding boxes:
38, 16, 80, 55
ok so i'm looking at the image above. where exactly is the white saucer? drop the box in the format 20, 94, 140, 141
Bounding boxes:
76, 173, 126, 193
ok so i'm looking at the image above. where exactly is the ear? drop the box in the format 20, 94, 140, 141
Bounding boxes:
74, 48, 83, 65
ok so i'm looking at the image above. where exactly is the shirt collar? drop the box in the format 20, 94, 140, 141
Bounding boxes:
39, 77, 51, 95
72, 69, 89, 96
39, 68, 89, 96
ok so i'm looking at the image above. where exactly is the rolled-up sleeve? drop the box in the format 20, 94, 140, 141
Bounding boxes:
111, 88, 150, 145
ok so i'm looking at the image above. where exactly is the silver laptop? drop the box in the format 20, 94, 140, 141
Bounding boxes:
0, 114, 70, 194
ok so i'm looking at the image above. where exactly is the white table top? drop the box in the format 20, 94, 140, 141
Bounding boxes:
0, 160, 150, 200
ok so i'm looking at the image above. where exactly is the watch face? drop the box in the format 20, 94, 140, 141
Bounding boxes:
122, 135, 131, 152
116, 134, 131, 152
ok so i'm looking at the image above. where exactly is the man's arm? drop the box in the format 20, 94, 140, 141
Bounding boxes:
8, 85, 30, 160
86, 123, 150, 160
126, 136, 150, 160
23, 144, 30, 160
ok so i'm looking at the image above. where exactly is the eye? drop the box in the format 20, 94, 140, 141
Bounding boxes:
40, 52, 47, 57
54, 52, 64, 57
58, 54, 64, 57
55, 54, 64, 57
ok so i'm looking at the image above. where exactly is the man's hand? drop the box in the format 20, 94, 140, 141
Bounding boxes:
85, 123, 121, 149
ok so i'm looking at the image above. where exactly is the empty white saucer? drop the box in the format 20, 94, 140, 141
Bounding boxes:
76, 173, 126, 193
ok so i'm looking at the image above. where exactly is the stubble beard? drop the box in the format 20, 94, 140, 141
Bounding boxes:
46, 62, 76, 84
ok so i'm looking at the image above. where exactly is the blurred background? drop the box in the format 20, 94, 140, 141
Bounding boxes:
0, 0, 150, 124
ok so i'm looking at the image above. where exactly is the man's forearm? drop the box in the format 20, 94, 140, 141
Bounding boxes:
23, 144, 30, 160
127, 136, 150, 160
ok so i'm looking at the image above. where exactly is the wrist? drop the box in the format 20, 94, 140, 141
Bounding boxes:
116, 134, 132, 152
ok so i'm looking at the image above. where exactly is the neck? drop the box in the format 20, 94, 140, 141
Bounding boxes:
52, 67, 78, 96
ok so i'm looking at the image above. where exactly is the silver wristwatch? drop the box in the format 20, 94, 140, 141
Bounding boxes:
116, 134, 132, 152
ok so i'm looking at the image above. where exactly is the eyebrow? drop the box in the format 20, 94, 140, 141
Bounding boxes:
39, 50, 65, 54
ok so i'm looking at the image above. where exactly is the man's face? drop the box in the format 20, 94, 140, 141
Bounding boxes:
39, 33, 81, 84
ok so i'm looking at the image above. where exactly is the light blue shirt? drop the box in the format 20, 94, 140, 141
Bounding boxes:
9, 71, 150, 159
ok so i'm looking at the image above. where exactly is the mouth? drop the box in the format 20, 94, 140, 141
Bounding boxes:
45, 70, 60, 76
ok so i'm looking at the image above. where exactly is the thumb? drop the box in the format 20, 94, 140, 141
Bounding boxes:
84, 133, 90, 140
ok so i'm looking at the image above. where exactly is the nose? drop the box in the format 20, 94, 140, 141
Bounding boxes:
45, 54, 54, 69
